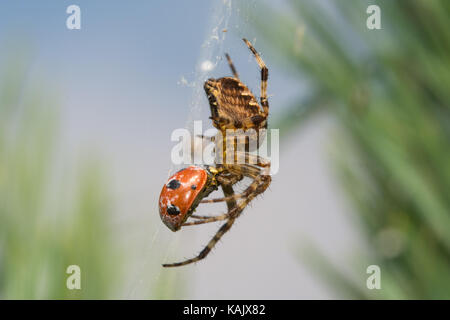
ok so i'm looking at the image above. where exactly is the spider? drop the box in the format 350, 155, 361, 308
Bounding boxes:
159, 39, 271, 267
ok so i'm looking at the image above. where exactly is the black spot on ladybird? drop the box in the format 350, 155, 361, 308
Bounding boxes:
167, 204, 180, 216
191, 185, 197, 190
167, 179, 181, 190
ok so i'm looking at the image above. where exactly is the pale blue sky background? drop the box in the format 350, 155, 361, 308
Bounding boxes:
0, 0, 361, 299
0, 0, 302, 156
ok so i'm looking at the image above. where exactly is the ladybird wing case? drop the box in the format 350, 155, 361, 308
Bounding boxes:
159, 166, 208, 231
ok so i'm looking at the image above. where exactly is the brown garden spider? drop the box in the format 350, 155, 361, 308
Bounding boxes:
159, 39, 271, 267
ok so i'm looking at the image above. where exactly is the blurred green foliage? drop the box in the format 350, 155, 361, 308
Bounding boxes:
0, 52, 180, 299
0, 56, 118, 299
250, 0, 450, 298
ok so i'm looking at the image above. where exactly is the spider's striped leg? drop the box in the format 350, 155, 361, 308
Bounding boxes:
186, 172, 243, 221
225, 53, 239, 79
163, 216, 238, 267
185, 211, 234, 225
200, 155, 270, 204
199, 194, 246, 205
190, 213, 228, 220
196, 134, 215, 142
231, 152, 270, 167
226, 164, 272, 213
162, 183, 239, 267
243, 38, 269, 116
183, 163, 271, 226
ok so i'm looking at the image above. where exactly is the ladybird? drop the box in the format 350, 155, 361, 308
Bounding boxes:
159, 166, 216, 231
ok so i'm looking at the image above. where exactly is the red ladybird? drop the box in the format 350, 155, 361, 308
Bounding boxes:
159, 166, 217, 231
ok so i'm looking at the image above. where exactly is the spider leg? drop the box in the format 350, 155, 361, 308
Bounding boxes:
225, 53, 239, 79
234, 152, 270, 167
185, 163, 271, 223
162, 216, 238, 267
200, 193, 245, 204
225, 163, 272, 209
243, 38, 269, 116
190, 214, 215, 219
163, 183, 239, 267
162, 164, 271, 267
198, 149, 271, 203
196, 134, 215, 142
199, 155, 266, 204
187, 172, 243, 218
184, 211, 233, 225
186, 166, 271, 228
216, 172, 243, 185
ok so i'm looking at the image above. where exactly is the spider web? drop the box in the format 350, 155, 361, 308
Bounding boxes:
161, 0, 235, 268
127, 0, 259, 298
171, 0, 234, 174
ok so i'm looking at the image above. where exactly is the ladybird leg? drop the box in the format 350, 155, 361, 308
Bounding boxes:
163, 183, 239, 267
225, 53, 239, 79
243, 38, 269, 116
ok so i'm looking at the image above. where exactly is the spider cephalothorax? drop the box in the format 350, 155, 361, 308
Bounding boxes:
159, 39, 272, 267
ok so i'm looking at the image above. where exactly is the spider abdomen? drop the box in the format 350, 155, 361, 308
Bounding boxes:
204, 77, 263, 130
